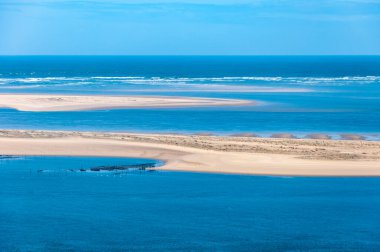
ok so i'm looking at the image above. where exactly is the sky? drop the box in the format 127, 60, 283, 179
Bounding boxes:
0, 0, 380, 55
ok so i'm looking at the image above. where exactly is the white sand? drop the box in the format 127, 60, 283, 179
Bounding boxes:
1, 130, 380, 176
0, 94, 252, 112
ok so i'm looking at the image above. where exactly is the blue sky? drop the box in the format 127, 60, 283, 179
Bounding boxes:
0, 0, 380, 55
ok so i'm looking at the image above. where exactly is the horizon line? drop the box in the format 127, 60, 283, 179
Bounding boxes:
1, 54, 380, 57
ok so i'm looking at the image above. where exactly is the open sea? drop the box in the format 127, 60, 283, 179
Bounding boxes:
0, 56, 380, 138
1, 56, 380, 251
1, 156, 380, 251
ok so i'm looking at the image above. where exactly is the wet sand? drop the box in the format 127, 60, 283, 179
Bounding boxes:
1, 130, 379, 176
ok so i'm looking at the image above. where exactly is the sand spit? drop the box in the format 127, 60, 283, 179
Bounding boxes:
0, 130, 380, 176
0, 94, 252, 112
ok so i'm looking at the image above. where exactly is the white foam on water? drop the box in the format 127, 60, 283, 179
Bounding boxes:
0, 76, 379, 90
1, 85, 45, 89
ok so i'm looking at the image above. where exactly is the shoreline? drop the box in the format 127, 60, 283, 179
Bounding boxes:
1, 130, 380, 177
2, 128, 377, 142
0, 94, 252, 112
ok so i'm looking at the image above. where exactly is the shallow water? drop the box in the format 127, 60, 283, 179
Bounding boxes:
0, 56, 380, 137
1, 156, 380, 251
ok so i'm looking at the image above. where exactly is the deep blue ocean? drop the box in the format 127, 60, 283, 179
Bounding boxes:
1, 156, 380, 251
0, 56, 380, 138
1, 57, 380, 251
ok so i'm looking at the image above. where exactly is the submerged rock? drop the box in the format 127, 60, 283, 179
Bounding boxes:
89, 163, 157, 172
0, 155, 19, 160
36, 163, 158, 174
61, 163, 158, 173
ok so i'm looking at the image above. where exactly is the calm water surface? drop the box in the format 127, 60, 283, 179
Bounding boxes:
0, 156, 380, 251
1, 57, 380, 251
0, 56, 380, 137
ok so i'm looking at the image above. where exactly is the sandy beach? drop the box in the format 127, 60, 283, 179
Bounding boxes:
1, 130, 379, 176
0, 94, 252, 112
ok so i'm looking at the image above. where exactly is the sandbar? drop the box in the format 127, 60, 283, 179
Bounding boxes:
0, 94, 252, 112
0, 130, 379, 176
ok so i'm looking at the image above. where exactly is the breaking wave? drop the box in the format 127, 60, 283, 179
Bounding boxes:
0, 76, 379, 89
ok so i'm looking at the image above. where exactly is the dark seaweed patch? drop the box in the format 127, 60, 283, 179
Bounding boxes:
0, 155, 20, 160
89, 163, 156, 172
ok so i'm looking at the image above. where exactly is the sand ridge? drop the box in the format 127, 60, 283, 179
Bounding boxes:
1, 130, 380, 176
0, 94, 252, 112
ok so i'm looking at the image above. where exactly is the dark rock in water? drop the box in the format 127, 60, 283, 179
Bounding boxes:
37, 169, 54, 173
37, 163, 158, 175
62, 163, 158, 173
0, 155, 19, 160
89, 163, 156, 172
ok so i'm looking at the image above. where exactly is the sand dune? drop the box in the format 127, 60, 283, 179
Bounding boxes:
1, 130, 379, 176
0, 94, 252, 112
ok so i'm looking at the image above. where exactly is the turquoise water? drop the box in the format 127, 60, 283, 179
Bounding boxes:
1, 57, 380, 251
1, 56, 380, 138
1, 156, 380, 251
